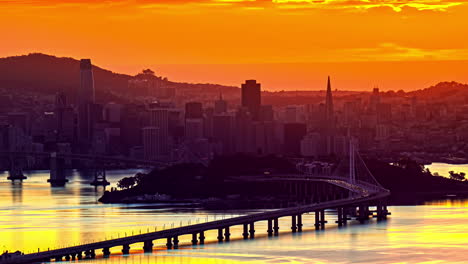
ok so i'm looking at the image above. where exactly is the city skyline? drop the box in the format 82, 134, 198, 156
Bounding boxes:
2, 0, 468, 91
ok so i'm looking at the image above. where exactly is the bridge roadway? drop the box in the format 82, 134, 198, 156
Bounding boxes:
0, 189, 390, 264
0, 151, 172, 167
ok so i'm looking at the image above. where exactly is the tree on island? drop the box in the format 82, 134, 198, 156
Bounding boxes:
117, 177, 136, 189
448, 171, 466, 181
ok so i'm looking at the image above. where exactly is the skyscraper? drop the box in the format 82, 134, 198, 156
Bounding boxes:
214, 93, 227, 114
185, 102, 203, 119
325, 76, 334, 126
324, 76, 335, 155
241, 80, 261, 120
77, 59, 95, 152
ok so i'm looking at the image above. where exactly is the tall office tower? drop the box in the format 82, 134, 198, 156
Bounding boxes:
213, 113, 235, 155
149, 108, 169, 156
324, 76, 335, 156
185, 118, 204, 141
142, 127, 160, 160
185, 102, 203, 119
284, 123, 307, 156
55, 92, 75, 143
77, 59, 95, 152
241, 80, 261, 120
369, 87, 381, 113
214, 93, 228, 114
235, 108, 255, 154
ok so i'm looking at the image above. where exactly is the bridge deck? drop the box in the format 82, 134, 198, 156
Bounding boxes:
2, 190, 390, 264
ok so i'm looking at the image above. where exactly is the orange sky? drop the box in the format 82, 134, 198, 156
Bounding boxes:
1, 0, 468, 91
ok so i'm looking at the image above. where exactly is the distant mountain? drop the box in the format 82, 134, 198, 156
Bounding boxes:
0, 53, 238, 103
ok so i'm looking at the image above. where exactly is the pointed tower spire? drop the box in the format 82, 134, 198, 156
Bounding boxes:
326, 76, 333, 121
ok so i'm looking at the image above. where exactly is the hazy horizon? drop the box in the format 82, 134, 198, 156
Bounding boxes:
2, 0, 468, 91
3, 52, 468, 92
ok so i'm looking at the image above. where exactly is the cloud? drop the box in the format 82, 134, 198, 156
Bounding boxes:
2, 0, 466, 12
325, 43, 468, 62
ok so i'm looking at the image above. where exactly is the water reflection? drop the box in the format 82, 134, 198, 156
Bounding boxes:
0, 170, 467, 263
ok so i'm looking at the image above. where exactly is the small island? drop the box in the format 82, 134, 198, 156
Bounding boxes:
99, 155, 468, 208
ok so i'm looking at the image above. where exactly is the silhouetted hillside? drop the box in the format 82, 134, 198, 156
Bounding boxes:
408, 81, 468, 103
0, 53, 132, 102
0, 53, 239, 103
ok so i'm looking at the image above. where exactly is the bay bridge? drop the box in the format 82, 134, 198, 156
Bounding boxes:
0, 144, 391, 264
0, 145, 204, 186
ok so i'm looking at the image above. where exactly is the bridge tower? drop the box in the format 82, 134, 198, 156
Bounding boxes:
48, 152, 69, 187
7, 156, 27, 182
90, 165, 110, 187
349, 137, 357, 185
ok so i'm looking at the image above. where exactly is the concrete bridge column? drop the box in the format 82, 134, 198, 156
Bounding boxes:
297, 214, 303, 232
90, 249, 96, 259
71, 254, 76, 260
166, 238, 173, 249
358, 205, 369, 222
243, 224, 249, 239
249, 222, 255, 239
84, 250, 91, 259
173, 236, 179, 249
48, 153, 68, 186
65, 255, 71, 261
314, 210, 320, 229
320, 210, 327, 229
273, 218, 279, 236
103, 247, 111, 257
122, 244, 130, 254
54, 256, 62, 262
191, 233, 198, 245
199, 231, 206, 245
217, 228, 224, 242
291, 215, 297, 232
77, 252, 83, 260
224, 227, 231, 241
382, 203, 390, 219
143, 240, 153, 253
267, 219, 273, 237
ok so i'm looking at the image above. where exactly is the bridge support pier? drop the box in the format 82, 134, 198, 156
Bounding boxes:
77, 252, 83, 260
122, 244, 130, 254
173, 236, 179, 249
192, 233, 198, 245
90, 167, 110, 187
314, 211, 320, 229
358, 205, 369, 222
273, 218, 279, 236
291, 215, 297, 232
320, 210, 327, 229
249, 222, 255, 239
54, 256, 62, 262
297, 214, 303, 232
71, 254, 76, 260
166, 238, 173, 249
225, 227, 231, 241
143, 240, 153, 253
90, 249, 96, 259
336, 208, 345, 226
217, 228, 224, 242
267, 219, 273, 237
48, 153, 68, 187
199, 231, 205, 245
103, 247, 111, 257
243, 224, 249, 239
65, 255, 71, 261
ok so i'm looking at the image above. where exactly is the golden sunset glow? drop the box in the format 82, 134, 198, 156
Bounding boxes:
1, 0, 468, 90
